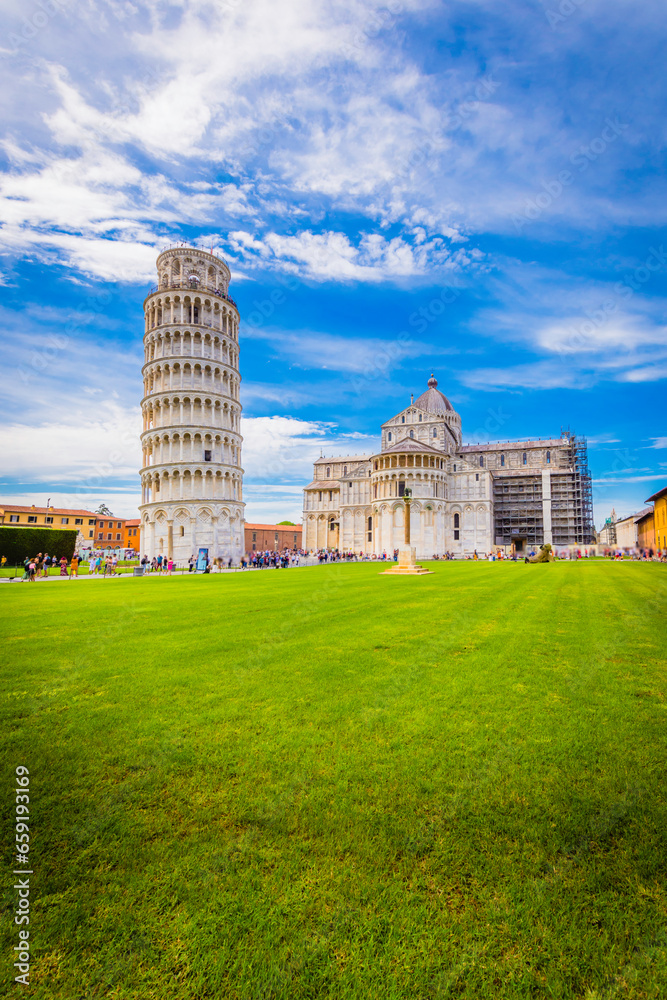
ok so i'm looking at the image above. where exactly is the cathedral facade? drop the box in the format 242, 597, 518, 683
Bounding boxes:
302, 376, 594, 557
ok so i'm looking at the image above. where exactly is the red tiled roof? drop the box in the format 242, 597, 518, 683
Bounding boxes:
245, 523, 302, 531
0, 504, 98, 517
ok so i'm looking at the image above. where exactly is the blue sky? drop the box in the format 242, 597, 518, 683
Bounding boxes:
1, 0, 665, 524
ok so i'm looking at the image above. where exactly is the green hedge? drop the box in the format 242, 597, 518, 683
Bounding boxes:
0, 526, 78, 567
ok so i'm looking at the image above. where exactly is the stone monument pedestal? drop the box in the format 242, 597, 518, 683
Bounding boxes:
381, 544, 433, 576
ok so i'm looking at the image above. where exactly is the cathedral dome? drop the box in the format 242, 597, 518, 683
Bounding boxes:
413, 374, 454, 414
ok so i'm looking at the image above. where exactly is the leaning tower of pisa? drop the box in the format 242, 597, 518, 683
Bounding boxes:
139, 246, 245, 564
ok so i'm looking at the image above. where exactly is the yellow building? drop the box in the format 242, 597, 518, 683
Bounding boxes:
645, 486, 667, 550
636, 509, 655, 551
0, 504, 98, 544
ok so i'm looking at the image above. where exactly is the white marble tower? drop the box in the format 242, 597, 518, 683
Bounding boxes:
139, 246, 245, 564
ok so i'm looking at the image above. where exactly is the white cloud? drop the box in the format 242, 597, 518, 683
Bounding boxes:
535, 318, 667, 356
586, 434, 622, 446
593, 475, 665, 485
241, 327, 446, 376
459, 360, 597, 392
0, 409, 379, 522
241, 414, 377, 484
2, 0, 667, 289
0, 406, 141, 484
460, 261, 667, 388
242, 485, 307, 525
226, 228, 471, 282
617, 364, 667, 383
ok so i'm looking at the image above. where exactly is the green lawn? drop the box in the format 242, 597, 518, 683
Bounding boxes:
1, 561, 666, 999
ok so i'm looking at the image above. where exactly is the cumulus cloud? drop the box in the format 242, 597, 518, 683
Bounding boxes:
0, 406, 141, 484
459, 360, 597, 392
6, 0, 666, 285
242, 414, 377, 484
225, 228, 476, 283
460, 260, 667, 389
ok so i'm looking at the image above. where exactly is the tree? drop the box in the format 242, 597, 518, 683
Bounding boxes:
277, 521, 296, 525
95, 504, 113, 516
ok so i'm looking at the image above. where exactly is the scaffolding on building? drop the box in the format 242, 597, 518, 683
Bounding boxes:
558, 430, 595, 544
492, 475, 544, 548
492, 431, 595, 548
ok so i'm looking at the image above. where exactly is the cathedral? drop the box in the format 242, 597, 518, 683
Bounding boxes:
136, 245, 593, 563
302, 376, 594, 557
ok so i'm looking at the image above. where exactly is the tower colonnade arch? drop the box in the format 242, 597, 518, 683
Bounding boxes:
139, 247, 245, 563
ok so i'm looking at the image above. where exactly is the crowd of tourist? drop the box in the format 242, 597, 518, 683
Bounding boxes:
5, 541, 665, 584
10, 551, 126, 581
140, 554, 174, 574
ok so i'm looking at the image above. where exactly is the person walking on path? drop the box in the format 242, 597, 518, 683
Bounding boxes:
167, 557, 174, 576
69, 554, 79, 579
59, 556, 68, 577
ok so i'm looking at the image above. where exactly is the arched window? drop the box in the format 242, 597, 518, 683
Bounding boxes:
409, 430, 414, 439
522, 452, 527, 465
343, 466, 347, 475
546, 451, 551, 464
479, 456, 484, 467
433, 428, 437, 438
388, 432, 392, 441
180, 526, 185, 537
454, 513, 460, 528
500, 453, 505, 467
402, 416, 405, 423
419, 414, 422, 422
326, 466, 330, 477
368, 515, 372, 531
